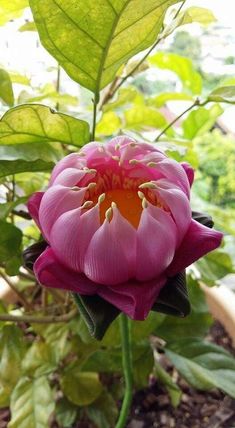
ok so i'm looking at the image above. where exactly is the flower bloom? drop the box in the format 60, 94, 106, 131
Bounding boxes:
28, 136, 223, 320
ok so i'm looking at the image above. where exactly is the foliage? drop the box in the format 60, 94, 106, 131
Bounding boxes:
0, 1, 234, 427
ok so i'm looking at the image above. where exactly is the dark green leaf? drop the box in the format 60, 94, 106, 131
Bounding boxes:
0, 196, 28, 219
196, 249, 234, 285
29, 0, 178, 92
166, 339, 235, 398
9, 376, 55, 428
0, 221, 22, 266
0, 69, 14, 106
0, 142, 60, 177
156, 312, 212, 342
154, 361, 182, 407
0, 104, 89, 146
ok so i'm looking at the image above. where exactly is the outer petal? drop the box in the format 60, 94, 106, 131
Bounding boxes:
52, 168, 91, 187
84, 218, 130, 285
153, 159, 190, 198
39, 185, 86, 241
136, 206, 176, 281
50, 205, 100, 272
98, 275, 166, 320
167, 219, 223, 277
34, 247, 98, 294
153, 179, 191, 243
181, 162, 195, 187
27, 192, 44, 228
49, 153, 86, 185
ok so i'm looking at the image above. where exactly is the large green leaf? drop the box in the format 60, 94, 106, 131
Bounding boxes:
9, 376, 55, 428
22, 341, 57, 377
0, 0, 28, 26
148, 92, 193, 108
87, 389, 118, 428
0, 69, 14, 106
166, 339, 235, 398
0, 221, 22, 266
61, 368, 103, 406
0, 326, 25, 408
0, 104, 89, 146
149, 52, 202, 94
196, 249, 234, 285
208, 85, 235, 104
124, 105, 167, 130
29, 0, 179, 93
0, 142, 60, 178
182, 104, 223, 140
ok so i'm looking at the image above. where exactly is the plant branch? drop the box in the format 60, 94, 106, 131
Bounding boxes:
115, 314, 133, 428
0, 271, 32, 310
0, 307, 78, 324
155, 98, 202, 141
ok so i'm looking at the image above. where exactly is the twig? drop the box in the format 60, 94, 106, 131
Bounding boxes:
12, 209, 31, 220
0, 308, 78, 324
0, 271, 32, 310
155, 98, 202, 141
91, 91, 99, 141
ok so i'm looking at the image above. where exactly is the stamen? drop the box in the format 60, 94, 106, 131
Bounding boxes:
115, 143, 120, 151
111, 202, 117, 209
137, 191, 145, 200
78, 151, 86, 157
83, 167, 97, 174
98, 193, 106, 204
71, 186, 81, 191
105, 207, 113, 222
139, 182, 157, 190
129, 159, 139, 165
111, 155, 120, 161
142, 198, 148, 209
147, 162, 157, 167
81, 200, 93, 209
88, 182, 97, 189
98, 146, 105, 153
129, 142, 137, 148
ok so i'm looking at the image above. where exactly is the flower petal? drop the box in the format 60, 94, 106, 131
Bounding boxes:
50, 204, 100, 272
154, 159, 190, 198
34, 247, 98, 294
52, 168, 90, 187
39, 185, 86, 241
167, 219, 223, 276
136, 206, 176, 281
98, 275, 166, 320
50, 153, 86, 185
84, 218, 130, 285
181, 162, 195, 187
27, 192, 44, 228
153, 179, 191, 242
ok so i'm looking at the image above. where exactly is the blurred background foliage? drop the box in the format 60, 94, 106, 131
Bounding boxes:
0, 0, 235, 427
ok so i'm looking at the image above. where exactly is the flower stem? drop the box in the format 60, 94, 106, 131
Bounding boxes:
115, 314, 133, 428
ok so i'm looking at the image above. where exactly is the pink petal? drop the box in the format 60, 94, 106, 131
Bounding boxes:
50, 205, 100, 272
27, 192, 44, 228
136, 206, 177, 281
181, 162, 195, 187
50, 153, 86, 185
153, 179, 191, 243
52, 168, 90, 187
167, 219, 223, 277
98, 275, 166, 320
84, 218, 130, 285
154, 159, 190, 198
39, 185, 86, 241
34, 247, 98, 294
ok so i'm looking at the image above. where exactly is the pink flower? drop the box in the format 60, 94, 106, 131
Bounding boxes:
28, 136, 223, 320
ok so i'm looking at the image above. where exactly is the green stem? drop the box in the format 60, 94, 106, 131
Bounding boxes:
91, 92, 99, 141
115, 314, 133, 428
155, 98, 202, 141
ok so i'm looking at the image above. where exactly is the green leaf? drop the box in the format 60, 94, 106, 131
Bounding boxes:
133, 345, 154, 388
125, 106, 167, 130
0, 142, 60, 177
9, 73, 30, 86
32, 322, 70, 363
182, 104, 223, 139
0, 325, 26, 408
96, 111, 121, 136
166, 339, 235, 398
0, 0, 28, 26
196, 249, 234, 285
22, 340, 57, 377
179, 6, 216, 26
0, 221, 22, 267
148, 92, 193, 108
61, 368, 103, 406
87, 389, 118, 428
18, 21, 36, 31
0, 104, 89, 146
207, 85, 235, 104
103, 86, 143, 112
131, 312, 165, 343
149, 52, 202, 94
154, 361, 182, 407
9, 376, 55, 428
0, 69, 14, 106
29, 0, 179, 93
55, 398, 78, 428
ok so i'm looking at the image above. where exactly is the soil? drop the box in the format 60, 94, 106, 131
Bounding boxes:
1, 322, 234, 428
